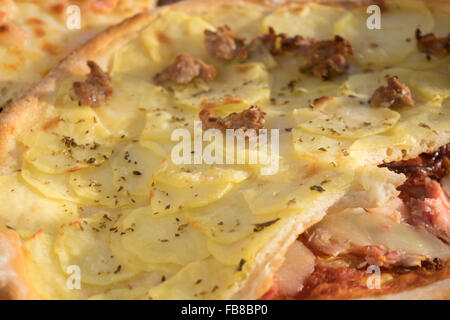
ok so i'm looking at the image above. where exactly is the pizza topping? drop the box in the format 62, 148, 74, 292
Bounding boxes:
154, 53, 216, 85
380, 145, 450, 242
355, 245, 426, 269
303, 35, 354, 80
73, 61, 113, 107
380, 143, 449, 179
415, 28, 450, 58
399, 175, 450, 243
199, 105, 265, 133
291, 260, 449, 300
306, 207, 450, 263
260, 241, 315, 299
204, 25, 247, 60
370, 76, 414, 108
247, 26, 315, 56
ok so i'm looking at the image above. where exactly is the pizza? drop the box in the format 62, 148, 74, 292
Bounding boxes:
0, 0, 449, 300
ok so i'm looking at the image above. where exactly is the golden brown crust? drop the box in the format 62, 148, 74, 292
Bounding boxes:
364, 279, 450, 300
0, 228, 35, 300
0, 0, 448, 300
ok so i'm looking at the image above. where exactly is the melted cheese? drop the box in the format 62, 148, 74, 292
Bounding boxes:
311, 208, 450, 259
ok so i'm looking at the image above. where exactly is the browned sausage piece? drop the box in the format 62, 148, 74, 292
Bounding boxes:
154, 53, 216, 85
247, 27, 315, 56
370, 76, 414, 108
199, 105, 265, 133
415, 28, 450, 58
205, 25, 247, 60
73, 61, 113, 107
305, 35, 353, 80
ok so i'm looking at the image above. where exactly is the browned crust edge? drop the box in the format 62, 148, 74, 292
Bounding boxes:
0, 228, 35, 300
0, 0, 448, 300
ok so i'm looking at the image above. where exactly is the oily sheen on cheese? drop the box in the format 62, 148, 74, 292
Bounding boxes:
0, 0, 448, 300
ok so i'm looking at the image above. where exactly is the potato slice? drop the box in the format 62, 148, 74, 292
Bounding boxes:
69, 163, 135, 208
270, 56, 341, 110
141, 11, 214, 71
140, 106, 198, 141
53, 213, 139, 286
206, 216, 290, 267
153, 160, 249, 188
262, 3, 344, 39
337, 68, 413, 100
292, 128, 352, 165
293, 96, 400, 139
111, 40, 154, 78
117, 207, 210, 266
88, 273, 168, 300
334, 0, 434, 67
21, 161, 81, 204
110, 222, 181, 274
186, 187, 280, 245
400, 4, 450, 70
111, 142, 163, 200
202, 7, 264, 39
23, 231, 95, 299
408, 70, 450, 104
242, 169, 352, 215
0, 174, 77, 238
173, 62, 270, 110
145, 257, 237, 300
94, 75, 172, 139
140, 139, 177, 158
150, 181, 233, 216
18, 107, 114, 174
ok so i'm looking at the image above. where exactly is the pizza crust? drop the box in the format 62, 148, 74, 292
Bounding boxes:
0, 228, 35, 300
364, 279, 450, 300
0, 0, 448, 300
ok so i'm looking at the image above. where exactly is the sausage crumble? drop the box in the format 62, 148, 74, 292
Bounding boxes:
415, 28, 449, 58
247, 26, 315, 56
73, 61, 113, 107
154, 53, 216, 85
205, 25, 248, 60
370, 76, 414, 108
199, 106, 266, 133
303, 35, 354, 80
